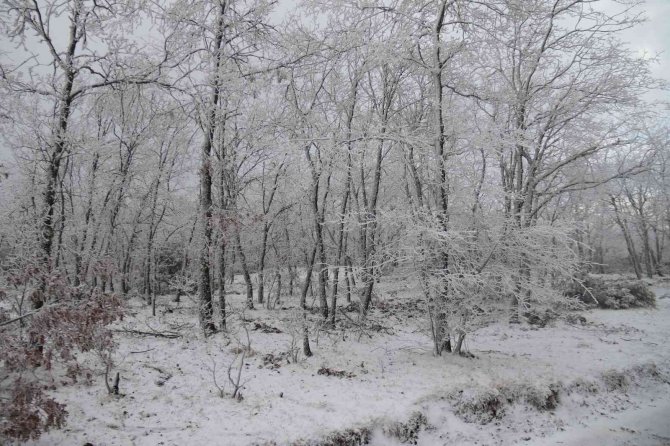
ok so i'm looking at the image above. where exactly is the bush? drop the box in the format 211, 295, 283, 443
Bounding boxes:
600, 369, 630, 391
296, 412, 429, 446
1, 262, 124, 442
628, 363, 669, 384
497, 382, 561, 411
309, 427, 372, 446
523, 309, 559, 327
449, 380, 563, 426
382, 412, 429, 444
625, 282, 656, 308
565, 378, 599, 395
451, 388, 505, 423
519, 384, 560, 411
565, 275, 656, 309
1, 381, 67, 442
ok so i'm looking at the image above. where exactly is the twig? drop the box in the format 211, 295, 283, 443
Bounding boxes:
210, 357, 225, 398
228, 348, 247, 400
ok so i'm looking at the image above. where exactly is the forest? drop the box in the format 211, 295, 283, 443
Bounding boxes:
1, 0, 669, 444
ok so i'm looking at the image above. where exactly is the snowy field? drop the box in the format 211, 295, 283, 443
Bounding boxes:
23, 278, 670, 446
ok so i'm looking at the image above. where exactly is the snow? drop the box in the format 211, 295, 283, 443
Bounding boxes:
23, 279, 670, 446
530, 398, 670, 446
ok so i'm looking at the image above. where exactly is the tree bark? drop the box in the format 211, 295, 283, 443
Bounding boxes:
234, 226, 254, 310
198, 1, 227, 333
39, 2, 83, 308
611, 196, 643, 279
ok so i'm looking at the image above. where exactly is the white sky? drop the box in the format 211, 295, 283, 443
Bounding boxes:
617, 0, 670, 102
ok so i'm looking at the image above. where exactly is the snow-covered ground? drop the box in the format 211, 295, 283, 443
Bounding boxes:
24, 279, 670, 446
386, 284, 670, 446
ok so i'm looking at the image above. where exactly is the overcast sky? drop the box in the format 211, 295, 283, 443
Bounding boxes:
618, 0, 670, 102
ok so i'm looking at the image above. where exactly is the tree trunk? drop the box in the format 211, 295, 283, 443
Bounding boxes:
38, 4, 82, 308
330, 79, 358, 325
198, 2, 227, 333
611, 197, 643, 279
257, 222, 269, 305
235, 226, 254, 310
300, 245, 317, 357
428, 3, 452, 354
218, 238, 226, 329
304, 156, 329, 319
274, 270, 282, 307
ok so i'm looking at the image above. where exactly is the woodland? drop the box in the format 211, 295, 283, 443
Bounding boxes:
0, 0, 669, 444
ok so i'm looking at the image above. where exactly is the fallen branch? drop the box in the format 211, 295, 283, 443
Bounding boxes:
0, 303, 63, 328
114, 328, 181, 339
0, 309, 40, 327
130, 348, 156, 354
144, 364, 173, 386
338, 308, 373, 340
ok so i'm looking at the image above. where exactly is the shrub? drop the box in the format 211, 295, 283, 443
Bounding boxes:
497, 382, 561, 411
313, 427, 372, 446
565, 275, 656, 309
565, 378, 599, 395
382, 412, 429, 444
523, 309, 559, 327
625, 282, 656, 308
629, 363, 669, 384
520, 384, 560, 411
449, 381, 563, 425
1, 380, 67, 442
1, 262, 123, 442
600, 369, 630, 391
451, 388, 505, 423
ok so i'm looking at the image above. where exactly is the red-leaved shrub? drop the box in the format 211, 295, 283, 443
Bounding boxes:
1, 259, 123, 442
